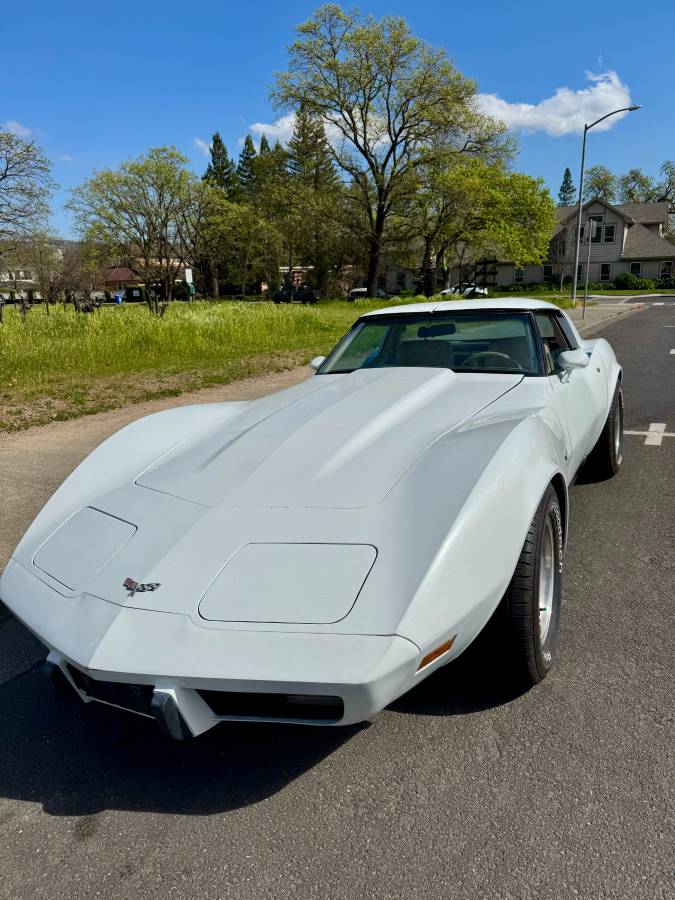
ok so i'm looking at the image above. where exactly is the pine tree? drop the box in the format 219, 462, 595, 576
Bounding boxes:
258, 134, 271, 157
237, 135, 258, 198
285, 106, 339, 293
203, 132, 237, 198
558, 167, 576, 206
287, 104, 336, 190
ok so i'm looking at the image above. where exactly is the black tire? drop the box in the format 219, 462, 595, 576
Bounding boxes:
580, 384, 624, 481
498, 485, 563, 688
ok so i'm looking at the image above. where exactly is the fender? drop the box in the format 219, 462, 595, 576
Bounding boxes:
10, 402, 248, 569
397, 412, 566, 658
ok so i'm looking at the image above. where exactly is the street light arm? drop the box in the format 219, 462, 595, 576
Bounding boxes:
587, 105, 641, 132
571, 104, 641, 307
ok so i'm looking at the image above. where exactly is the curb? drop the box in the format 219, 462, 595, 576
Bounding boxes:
576, 304, 644, 338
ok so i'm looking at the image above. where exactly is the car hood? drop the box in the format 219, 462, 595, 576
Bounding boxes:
136, 367, 522, 509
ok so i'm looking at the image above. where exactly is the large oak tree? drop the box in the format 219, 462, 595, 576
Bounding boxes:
273, 4, 506, 296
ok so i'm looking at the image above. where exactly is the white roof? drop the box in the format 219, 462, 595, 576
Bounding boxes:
361, 298, 562, 317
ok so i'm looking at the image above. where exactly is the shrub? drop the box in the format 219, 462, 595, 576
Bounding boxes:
657, 274, 675, 289
613, 272, 657, 290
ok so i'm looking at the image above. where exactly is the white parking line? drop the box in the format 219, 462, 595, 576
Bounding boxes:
624, 423, 674, 446
671, 349, 675, 355
653, 302, 665, 306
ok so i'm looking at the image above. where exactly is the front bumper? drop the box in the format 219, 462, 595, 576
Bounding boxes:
2, 559, 420, 737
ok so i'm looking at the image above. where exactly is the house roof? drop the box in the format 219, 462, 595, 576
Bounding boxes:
620, 223, 675, 260
556, 199, 670, 226
104, 266, 141, 282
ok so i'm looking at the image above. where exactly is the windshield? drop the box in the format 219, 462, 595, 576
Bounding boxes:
320, 312, 541, 375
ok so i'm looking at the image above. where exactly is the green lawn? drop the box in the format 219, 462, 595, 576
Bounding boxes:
0, 292, 591, 432
0, 299, 394, 431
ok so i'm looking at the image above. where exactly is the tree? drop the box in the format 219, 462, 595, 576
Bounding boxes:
558, 167, 576, 206
0, 131, 54, 255
617, 167, 655, 203
274, 4, 508, 297
203, 131, 238, 198
21, 231, 62, 313
584, 161, 675, 239
582, 165, 617, 203
285, 105, 340, 292
617, 161, 675, 238
56, 240, 110, 309
68, 147, 199, 315
287, 103, 337, 190
204, 195, 281, 296
412, 160, 556, 293
237, 135, 258, 198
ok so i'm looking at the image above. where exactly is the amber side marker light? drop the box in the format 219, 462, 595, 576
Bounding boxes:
417, 636, 456, 672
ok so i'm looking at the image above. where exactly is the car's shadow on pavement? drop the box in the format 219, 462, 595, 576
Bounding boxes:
0, 665, 363, 817
390, 648, 529, 718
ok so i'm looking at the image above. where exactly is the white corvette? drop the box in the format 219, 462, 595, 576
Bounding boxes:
0, 299, 623, 739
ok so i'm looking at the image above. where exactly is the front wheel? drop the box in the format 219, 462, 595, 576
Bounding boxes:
500, 485, 563, 688
580, 385, 624, 481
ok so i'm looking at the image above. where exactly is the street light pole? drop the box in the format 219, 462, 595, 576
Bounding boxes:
583, 219, 597, 319
571, 105, 641, 308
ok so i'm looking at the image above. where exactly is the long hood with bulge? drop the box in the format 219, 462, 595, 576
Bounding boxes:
16, 367, 526, 630
136, 367, 523, 509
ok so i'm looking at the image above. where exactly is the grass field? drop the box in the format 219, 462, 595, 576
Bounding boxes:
0, 292, 595, 432
0, 300, 394, 431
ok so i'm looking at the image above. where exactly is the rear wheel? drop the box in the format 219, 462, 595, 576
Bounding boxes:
580, 385, 623, 480
499, 485, 563, 688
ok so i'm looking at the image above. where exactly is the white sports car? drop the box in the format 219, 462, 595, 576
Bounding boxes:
0, 299, 623, 739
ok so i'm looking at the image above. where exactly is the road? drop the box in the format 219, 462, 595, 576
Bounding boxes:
592, 293, 675, 306
0, 306, 672, 899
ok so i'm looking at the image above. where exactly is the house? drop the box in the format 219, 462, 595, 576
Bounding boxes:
103, 266, 144, 294
0, 267, 39, 300
495, 198, 675, 288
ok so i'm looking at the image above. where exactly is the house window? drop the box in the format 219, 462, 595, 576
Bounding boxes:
542, 264, 553, 283
589, 215, 604, 243
603, 224, 616, 243
514, 267, 524, 283
396, 271, 405, 289
576, 264, 583, 281
630, 262, 642, 277
600, 263, 612, 282
661, 261, 673, 278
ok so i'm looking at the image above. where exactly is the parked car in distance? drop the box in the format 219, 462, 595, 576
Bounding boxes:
440, 282, 489, 298
348, 287, 390, 301
272, 284, 319, 304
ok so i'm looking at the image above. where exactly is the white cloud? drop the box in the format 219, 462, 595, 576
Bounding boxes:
3, 120, 32, 137
58, 154, 73, 162
249, 113, 296, 146
193, 136, 211, 157
477, 71, 633, 137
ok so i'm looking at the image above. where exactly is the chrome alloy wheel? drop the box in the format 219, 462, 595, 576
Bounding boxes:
538, 518, 556, 644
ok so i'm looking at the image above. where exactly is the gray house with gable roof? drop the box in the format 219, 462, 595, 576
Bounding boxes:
494, 198, 675, 287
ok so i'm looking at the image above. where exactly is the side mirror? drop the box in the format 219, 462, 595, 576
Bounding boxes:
309, 356, 326, 372
558, 349, 589, 372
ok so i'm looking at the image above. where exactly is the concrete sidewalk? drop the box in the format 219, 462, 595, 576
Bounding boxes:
569, 302, 643, 337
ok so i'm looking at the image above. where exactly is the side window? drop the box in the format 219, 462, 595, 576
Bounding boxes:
535, 313, 572, 374
555, 313, 579, 350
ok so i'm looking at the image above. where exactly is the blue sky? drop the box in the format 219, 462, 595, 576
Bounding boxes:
3, 0, 672, 235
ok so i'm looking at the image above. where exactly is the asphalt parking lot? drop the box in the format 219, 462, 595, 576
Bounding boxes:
0, 305, 672, 899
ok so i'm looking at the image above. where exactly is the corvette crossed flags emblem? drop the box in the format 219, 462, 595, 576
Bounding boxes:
123, 577, 161, 596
